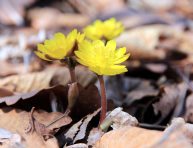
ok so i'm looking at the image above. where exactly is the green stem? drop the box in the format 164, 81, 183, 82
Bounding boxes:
98, 75, 107, 124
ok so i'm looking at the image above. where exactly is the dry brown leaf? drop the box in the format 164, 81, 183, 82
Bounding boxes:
65, 118, 84, 141
105, 76, 158, 108
0, 61, 33, 77
95, 126, 192, 148
0, 0, 36, 25
27, 107, 72, 132
0, 69, 58, 93
183, 123, 193, 141
25, 107, 72, 141
116, 25, 187, 60
65, 143, 88, 148
68, 0, 125, 17
123, 77, 158, 105
153, 83, 187, 119
73, 109, 100, 143
156, 118, 193, 147
0, 128, 22, 147
105, 107, 138, 130
0, 83, 101, 121
0, 88, 14, 97
116, 25, 167, 60
0, 108, 61, 148
71, 84, 101, 119
0, 82, 101, 125
87, 128, 104, 146
65, 109, 100, 144
184, 93, 193, 122
0, 85, 70, 114
27, 7, 90, 29
0, 66, 96, 94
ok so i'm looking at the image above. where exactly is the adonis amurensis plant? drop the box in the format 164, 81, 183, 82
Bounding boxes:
35, 18, 130, 125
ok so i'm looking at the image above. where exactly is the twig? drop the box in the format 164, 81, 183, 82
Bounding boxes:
139, 123, 166, 131
46, 109, 71, 128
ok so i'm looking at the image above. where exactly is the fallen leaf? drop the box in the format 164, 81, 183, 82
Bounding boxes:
0, 81, 101, 120
105, 76, 158, 107
0, 128, 14, 139
27, 7, 90, 29
0, 128, 23, 147
0, 66, 96, 93
65, 118, 84, 141
0, 69, 59, 93
106, 107, 138, 130
71, 84, 101, 119
0, 107, 60, 148
116, 24, 190, 61
73, 109, 100, 143
184, 93, 193, 122
64, 143, 88, 148
0, 85, 69, 112
0, 0, 36, 25
124, 78, 158, 105
25, 107, 72, 140
65, 109, 100, 144
95, 126, 192, 148
87, 128, 104, 146
68, 0, 125, 17
0, 88, 14, 97
153, 83, 187, 124
116, 25, 167, 60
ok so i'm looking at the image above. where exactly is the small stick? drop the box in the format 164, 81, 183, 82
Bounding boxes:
46, 109, 70, 128
139, 123, 166, 131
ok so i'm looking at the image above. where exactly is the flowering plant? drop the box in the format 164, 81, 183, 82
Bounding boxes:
35, 29, 85, 61
84, 18, 124, 40
35, 18, 129, 124
75, 40, 129, 75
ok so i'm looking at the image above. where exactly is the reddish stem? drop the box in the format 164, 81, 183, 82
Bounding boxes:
98, 75, 107, 124
69, 67, 76, 83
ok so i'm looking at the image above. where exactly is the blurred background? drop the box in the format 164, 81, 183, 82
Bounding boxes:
1, 0, 193, 73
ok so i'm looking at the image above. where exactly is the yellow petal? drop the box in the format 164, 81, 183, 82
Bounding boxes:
114, 53, 130, 64
115, 47, 126, 58
54, 32, 66, 40
35, 51, 52, 61
103, 65, 128, 75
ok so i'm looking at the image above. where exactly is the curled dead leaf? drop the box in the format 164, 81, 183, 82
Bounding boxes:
0, 107, 62, 148
0, 66, 96, 94
25, 107, 72, 140
65, 109, 100, 144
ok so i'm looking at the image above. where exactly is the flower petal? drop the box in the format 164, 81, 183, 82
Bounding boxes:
35, 51, 52, 61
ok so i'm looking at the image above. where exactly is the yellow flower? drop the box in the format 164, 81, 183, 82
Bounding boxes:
35, 29, 85, 61
75, 40, 130, 75
84, 18, 124, 40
